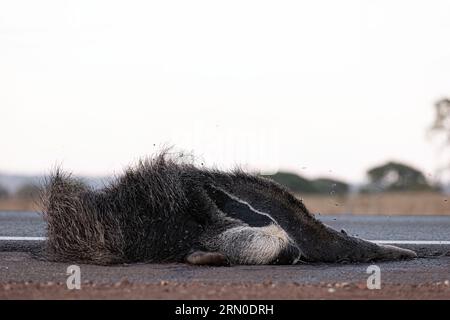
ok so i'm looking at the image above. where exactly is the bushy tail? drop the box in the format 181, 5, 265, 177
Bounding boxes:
41, 170, 125, 264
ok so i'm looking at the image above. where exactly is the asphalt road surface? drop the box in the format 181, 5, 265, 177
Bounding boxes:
2, 211, 450, 239
0, 211, 449, 299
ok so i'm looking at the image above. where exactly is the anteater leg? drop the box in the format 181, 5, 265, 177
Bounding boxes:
186, 251, 230, 266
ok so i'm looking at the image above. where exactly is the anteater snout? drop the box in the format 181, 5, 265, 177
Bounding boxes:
377, 244, 417, 261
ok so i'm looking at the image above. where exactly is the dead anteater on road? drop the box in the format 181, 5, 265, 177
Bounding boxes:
41, 152, 417, 265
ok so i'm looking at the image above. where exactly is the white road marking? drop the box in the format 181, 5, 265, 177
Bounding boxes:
0, 236, 46, 241
0, 237, 449, 245
372, 240, 450, 245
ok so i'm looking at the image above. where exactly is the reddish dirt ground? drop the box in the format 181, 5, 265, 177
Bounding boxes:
1, 281, 450, 300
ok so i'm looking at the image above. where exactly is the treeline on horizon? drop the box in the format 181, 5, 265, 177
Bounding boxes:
262, 161, 439, 195
0, 183, 41, 201
0, 160, 442, 201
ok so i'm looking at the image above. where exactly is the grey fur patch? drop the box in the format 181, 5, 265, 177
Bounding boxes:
207, 224, 300, 265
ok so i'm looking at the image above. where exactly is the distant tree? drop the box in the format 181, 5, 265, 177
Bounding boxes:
15, 183, 42, 200
312, 178, 349, 195
429, 98, 450, 185
365, 161, 433, 192
262, 171, 318, 193
430, 98, 450, 144
262, 172, 350, 195
0, 184, 9, 199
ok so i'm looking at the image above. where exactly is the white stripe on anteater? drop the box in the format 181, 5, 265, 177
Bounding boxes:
212, 185, 279, 226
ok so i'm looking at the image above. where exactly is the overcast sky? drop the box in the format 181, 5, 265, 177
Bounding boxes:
1, 0, 450, 183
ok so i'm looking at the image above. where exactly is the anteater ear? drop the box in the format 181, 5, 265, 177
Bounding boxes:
204, 184, 273, 228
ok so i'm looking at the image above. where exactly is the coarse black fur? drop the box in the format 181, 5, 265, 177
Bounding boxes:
41, 152, 417, 265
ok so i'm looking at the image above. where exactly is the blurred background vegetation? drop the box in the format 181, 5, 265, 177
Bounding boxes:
0, 159, 446, 215
263, 160, 437, 195
0, 98, 449, 214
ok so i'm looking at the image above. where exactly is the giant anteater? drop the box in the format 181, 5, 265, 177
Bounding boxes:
42, 152, 416, 265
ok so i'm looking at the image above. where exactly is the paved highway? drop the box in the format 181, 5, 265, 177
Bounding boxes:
1, 211, 450, 240
0, 211, 449, 299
